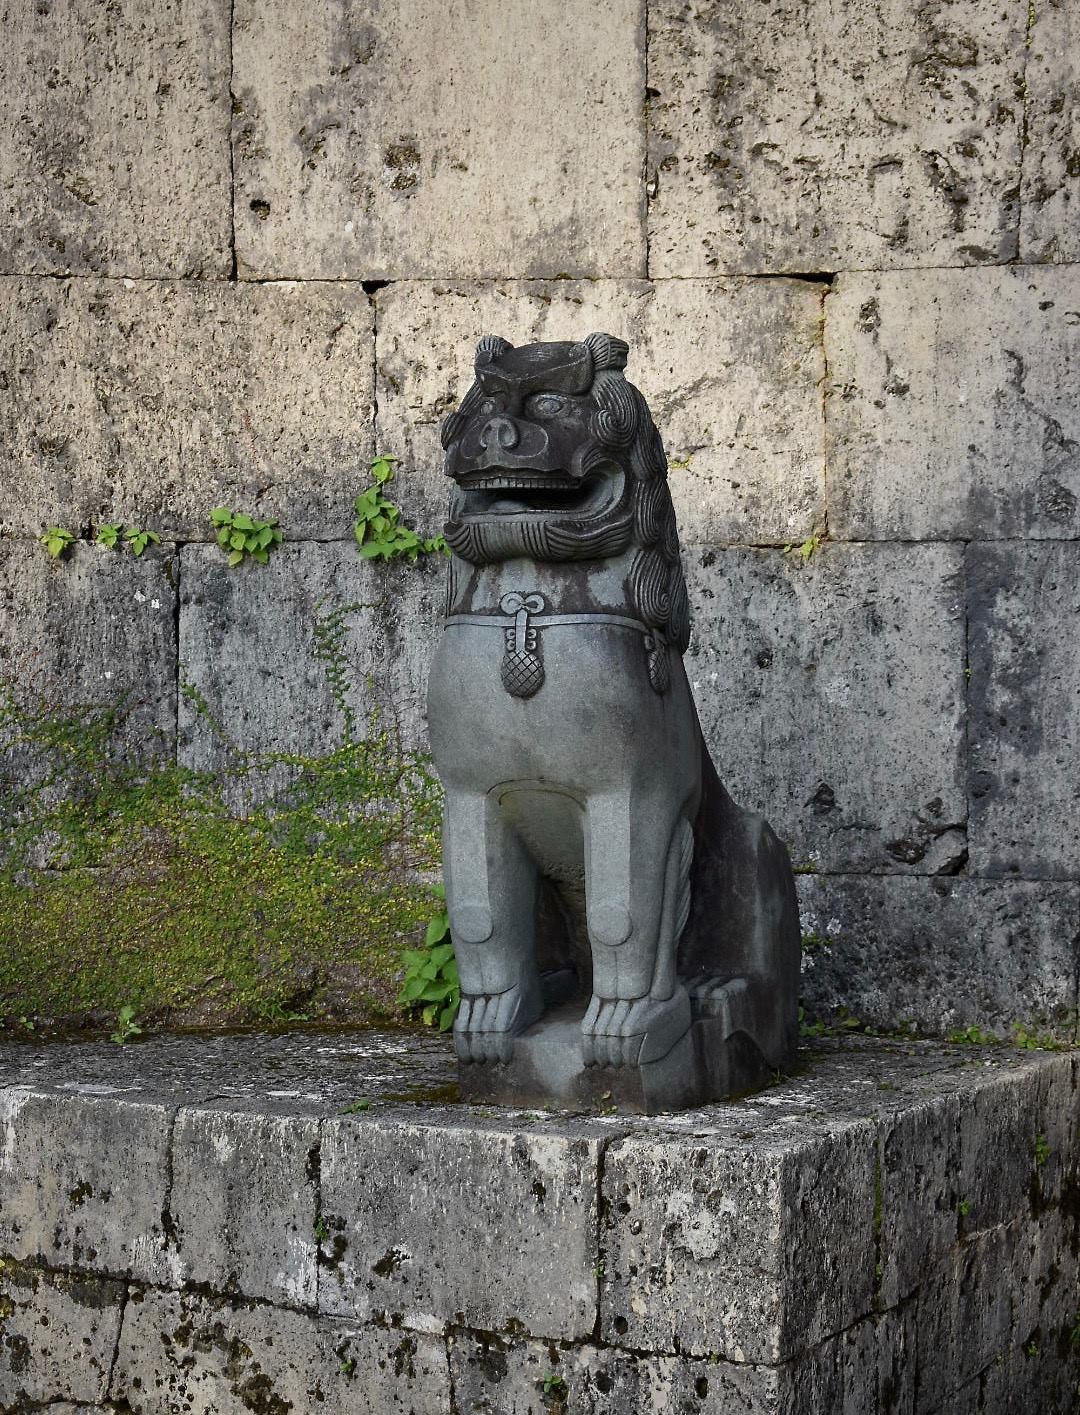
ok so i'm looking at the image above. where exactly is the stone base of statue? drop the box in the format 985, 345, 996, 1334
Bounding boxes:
457, 974, 784, 1114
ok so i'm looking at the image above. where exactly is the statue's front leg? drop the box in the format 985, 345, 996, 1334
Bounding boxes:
442, 789, 543, 1064
582, 792, 692, 1068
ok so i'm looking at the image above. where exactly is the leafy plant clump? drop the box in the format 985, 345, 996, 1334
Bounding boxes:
39, 527, 76, 559
210, 508, 283, 566
354, 455, 448, 562
397, 887, 459, 1031
96, 524, 161, 557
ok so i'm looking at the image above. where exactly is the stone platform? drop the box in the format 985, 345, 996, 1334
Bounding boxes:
0, 1028, 1076, 1414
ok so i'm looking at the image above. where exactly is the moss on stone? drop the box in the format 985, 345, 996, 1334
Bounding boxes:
0, 679, 443, 1030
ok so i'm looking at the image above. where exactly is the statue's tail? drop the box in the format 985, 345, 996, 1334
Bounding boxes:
677, 735, 801, 1066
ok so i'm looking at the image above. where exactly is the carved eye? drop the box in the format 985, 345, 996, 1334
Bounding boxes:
524, 393, 566, 419
479, 398, 499, 416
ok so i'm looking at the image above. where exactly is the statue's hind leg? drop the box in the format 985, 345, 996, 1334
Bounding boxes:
581, 793, 693, 1068
442, 789, 543, 1064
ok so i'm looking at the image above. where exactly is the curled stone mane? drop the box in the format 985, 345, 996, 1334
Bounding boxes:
442, 331, 692, 677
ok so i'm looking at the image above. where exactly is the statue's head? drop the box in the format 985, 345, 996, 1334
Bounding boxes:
440, 332, 679, 573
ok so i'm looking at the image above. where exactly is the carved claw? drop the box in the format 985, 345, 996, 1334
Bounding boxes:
581, 997, 649, 1068
453, 982, 542, 1065
581, 987, 692, 1068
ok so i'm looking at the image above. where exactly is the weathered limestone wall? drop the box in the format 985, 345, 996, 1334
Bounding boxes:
1, 0, 1078, 1038
1, 1032, 1078, 1415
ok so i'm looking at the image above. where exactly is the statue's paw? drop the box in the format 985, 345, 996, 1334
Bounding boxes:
454, 983, 541, 1065
581, 996, 651, 1068
581, 987, 692, 1068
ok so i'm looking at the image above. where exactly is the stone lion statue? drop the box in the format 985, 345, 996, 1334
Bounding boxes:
427, 332, 799, 1109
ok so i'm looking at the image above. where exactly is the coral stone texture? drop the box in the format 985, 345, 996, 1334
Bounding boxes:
968, 541, 1080, 879
0, 1034, 1076, 1415
375, 279, 825, 546
230, 0, 646, 279
0, 539, 177, 762
1020, 0, 1080, 262
685, 542, 966, 874
0, 277, 374, 541
647, 0, 1026, 275
826, 267, 1080, 541
0, 0, 231, 278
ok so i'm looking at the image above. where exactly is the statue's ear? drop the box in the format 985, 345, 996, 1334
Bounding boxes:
582, 332, 629, 372
475, 334, 514, 370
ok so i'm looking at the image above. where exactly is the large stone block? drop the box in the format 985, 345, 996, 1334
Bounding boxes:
449, 1331, 781, 1413
646, 0, 1025, 277
913, 1224, 1016, 1412
177, 541, 442, 779
0, 277, 374, 541
0, 0, 230, 277
600, 1119, 877, 1362
0, 1261, 124, 1408
795, 876, 1080, 1037
1020, 0, 1080, 263
318, 1116, 603, 1341
375, 277, 826, 547
109, 1287, 450, 1415
968, 541, 1080, 878
0, 539, 177, 761
685, 542, 966, 874
169, 1107, 320, 1309
231, 0, 645, 280
825, 268, 1080, 540
0, 1090, 174, 1282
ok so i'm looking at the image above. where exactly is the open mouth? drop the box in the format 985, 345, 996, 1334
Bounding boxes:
455, 468, 623, 518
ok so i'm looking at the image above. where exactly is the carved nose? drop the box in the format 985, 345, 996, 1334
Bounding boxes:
479, 416, 519, 451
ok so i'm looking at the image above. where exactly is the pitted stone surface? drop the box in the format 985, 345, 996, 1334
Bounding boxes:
0, 276, 374, 541
968, 541, 1080, 879
684, 542, 966, 874
1020, 0, 1080, 264
0, 1089, 174, 1282
178, 542, 442, 787
0, 1034, 1074, 1412
646, 0, 1025, 276
796, 876, 1080, 1038
825, 267, 1080, 541
169, 1108, 320, 1309
231, 0, 645, 280
599, 1119, 877, 1361
318, 1116, 604, 1341
0, 1262, 124, 1408
449, 1332, 781, 1413
110, 1288, 451, 1415
0, 0, 230, 277
0, 539, 177, 768
375, 278, 826, 548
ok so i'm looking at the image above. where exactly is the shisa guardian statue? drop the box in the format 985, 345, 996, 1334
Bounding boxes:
427, 333, 800, 1111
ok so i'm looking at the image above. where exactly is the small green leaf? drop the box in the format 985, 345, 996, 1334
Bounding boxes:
227, 548, 244, 567
424, 915, 450, 947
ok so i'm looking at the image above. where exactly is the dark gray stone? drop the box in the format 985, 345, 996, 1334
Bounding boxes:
0, 1261, 124, 1408
968, 542, 1080, 880
178, 542, 442, 802
686, 542, 967, 876
0, 539, 177, 772
428, 334, 800, 1111
109, 1287, 450, 1415
796, 875, 1080, 1038
0, 1090, 174, 1282
169, 1108, 321, 1309
318, 1115, 604, 1341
